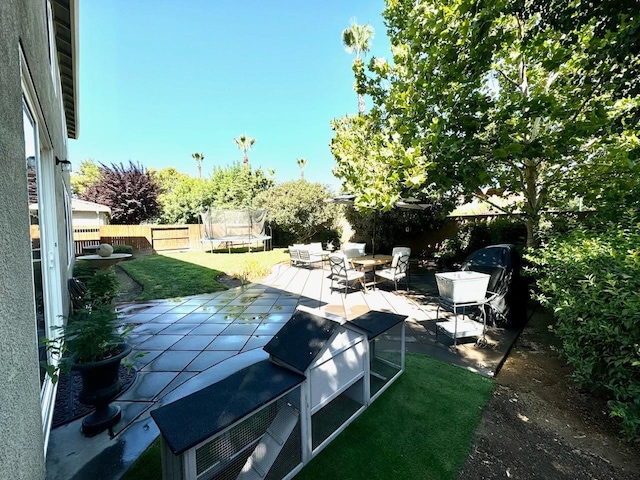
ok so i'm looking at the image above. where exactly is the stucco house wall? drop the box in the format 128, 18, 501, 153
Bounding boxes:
0, 1, 77, 479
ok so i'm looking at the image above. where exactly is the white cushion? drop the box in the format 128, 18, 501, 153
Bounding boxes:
344, 243, 366, 257
308, 242, 323, 253
392, 247, 411, 257
343, 248, 363, 259
377, 268, 406, 281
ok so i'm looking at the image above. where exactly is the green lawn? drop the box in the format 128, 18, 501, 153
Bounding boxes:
119, 248, 289, 301
122, 354, 493, 480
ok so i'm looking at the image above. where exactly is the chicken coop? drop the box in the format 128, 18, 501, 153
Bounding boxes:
151, 308, 406, 480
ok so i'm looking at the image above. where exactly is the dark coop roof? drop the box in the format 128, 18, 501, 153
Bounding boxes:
150, 360, 304, 455
263, 309, 341, 373
349, 310, 407, 339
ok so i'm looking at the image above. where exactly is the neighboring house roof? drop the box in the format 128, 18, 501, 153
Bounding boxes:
30, 198, 110, 214
71, 198, 111, 214
52, 0, 79, 138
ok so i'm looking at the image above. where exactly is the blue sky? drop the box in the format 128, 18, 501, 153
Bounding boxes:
69, 0, 390, 192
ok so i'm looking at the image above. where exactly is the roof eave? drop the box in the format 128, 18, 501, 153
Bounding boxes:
53, 0, 79, 139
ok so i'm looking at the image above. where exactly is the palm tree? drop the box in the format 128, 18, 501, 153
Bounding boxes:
342, 19, 374, 115
191, 152, 205, 178
233, 134, 256, 167
296, 158, 307, 179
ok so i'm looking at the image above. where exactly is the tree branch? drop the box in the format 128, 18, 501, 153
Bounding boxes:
471, 192, 513, 214
570, 75, 604, 123
495, 67, 520, 90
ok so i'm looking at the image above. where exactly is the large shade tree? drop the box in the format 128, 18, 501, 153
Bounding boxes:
332, 0, 638, 247
82, 161, 161, 224
342, 19, 374, 115
533, 0, 640, 216
70, 159, 101, 196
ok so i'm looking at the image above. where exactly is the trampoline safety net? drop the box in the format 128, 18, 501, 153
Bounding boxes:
200, 208, 271, 252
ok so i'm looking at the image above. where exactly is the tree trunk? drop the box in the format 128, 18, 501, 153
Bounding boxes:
524, 216, 538, 249
243, 154, 249, 167
358, 93, 365, 115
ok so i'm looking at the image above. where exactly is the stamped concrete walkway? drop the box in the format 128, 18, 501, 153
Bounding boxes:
46, 262, 523, 480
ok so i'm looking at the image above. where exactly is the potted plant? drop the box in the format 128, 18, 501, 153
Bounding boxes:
44, 267, 134, 436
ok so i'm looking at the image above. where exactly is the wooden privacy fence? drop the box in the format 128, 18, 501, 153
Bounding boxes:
73, 224, 205, 255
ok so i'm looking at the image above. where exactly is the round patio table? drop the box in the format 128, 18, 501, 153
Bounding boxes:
350, 254, 393, 291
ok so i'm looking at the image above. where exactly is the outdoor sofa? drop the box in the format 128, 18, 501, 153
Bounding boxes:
289, 242, 326, 267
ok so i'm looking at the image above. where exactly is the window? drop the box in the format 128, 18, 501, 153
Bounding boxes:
23, 101, 49, 385
64, 188, 74, 266
22, 51, 66, 446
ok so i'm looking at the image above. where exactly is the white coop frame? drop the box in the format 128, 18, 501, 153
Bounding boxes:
151, 308, 406, 480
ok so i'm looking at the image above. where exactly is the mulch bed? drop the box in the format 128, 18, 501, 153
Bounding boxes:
51, 365, 137, 429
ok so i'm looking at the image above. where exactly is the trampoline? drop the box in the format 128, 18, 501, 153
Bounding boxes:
200, 208, 272, 253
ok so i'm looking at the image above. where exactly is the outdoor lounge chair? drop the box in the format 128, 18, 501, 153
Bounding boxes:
375, 252, 410, 290
329, 253, 365, 295
297, 248, 325, 268
290, 243, 325, 268
288, 246, 300, 265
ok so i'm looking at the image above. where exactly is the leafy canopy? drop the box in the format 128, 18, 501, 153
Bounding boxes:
331, 0, 639, 247
81, 161, 161, 224
157, 163, 274, 224
70, 159, 100, 196
254, 180, 341, 245
234, 134, 256, 167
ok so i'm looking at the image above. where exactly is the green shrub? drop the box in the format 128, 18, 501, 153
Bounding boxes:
346, 203, 447, 254
458, 221, 491, 258
232, 259, 271, 285
73, 261, 99, 282
112, 244, 133, 254
83, 269, 120, 308
527, 215, 640, 440
487, 217, 527, 246
255, 180, 341, 246
437, 217, 528, 263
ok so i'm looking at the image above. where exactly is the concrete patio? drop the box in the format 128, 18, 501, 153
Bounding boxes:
45, 262, 525, 480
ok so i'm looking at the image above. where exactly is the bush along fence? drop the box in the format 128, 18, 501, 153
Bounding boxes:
72, 211, 590, 258
527, 216, 640, 441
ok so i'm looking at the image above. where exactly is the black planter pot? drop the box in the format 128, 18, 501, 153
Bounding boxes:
72, 342, 132, 436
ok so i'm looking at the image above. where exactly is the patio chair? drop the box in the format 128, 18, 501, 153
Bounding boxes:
375, 252, 410, 291
343, 242, 366, 258
391, 247, 411, 283
329, 253, 365, 295
391, 246, 411, 257
288, 246, 300, 266
297, 248, 324, 268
